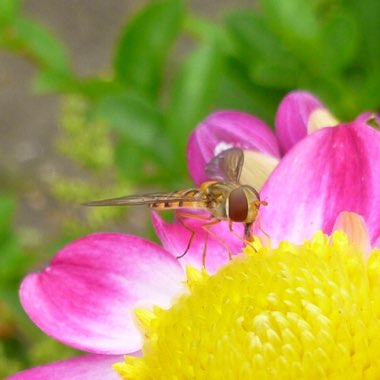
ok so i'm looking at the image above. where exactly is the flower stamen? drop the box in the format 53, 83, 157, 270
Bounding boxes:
115, 232, 380, 379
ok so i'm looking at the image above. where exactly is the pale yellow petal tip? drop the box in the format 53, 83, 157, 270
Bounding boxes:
277, 239, 296, 253
330, 230, 349, 246
307, 230, 329, 250
134, 308, 156, 329
368, 249, 380, 279
112, 363, 124, 377
332, 211, 371, 256
241, 150, 279, 191
113, 356, 143, 379
185, 265, 208, 287
311, 229, 327, 242
307, 108, 339, 133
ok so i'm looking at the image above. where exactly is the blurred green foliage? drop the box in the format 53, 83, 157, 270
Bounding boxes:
3, 0, 379, 189
53, 96, 132, 233
1, 0, 380, 375
0, 196, 78, 378
0, 196, 28, 378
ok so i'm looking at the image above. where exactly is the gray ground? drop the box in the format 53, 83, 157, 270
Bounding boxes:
0, 0, 252, 248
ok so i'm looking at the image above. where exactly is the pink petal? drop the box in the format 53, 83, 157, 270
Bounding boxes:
275, 90, 331, 154
20, 233, 184, 355
152, 212, 245, 274
260, 121, 380, 246
373, 235, 380, 249
355, 112, 380, 126
187, 110, 281, 185
6, 354, 126, 380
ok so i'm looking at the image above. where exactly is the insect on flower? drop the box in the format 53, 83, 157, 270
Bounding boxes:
84, 148, 268, 265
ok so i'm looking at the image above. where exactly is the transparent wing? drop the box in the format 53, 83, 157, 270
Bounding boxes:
83, 190, 204, 207
204, 148, 244, 183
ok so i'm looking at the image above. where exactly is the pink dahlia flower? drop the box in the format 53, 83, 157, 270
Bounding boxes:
186, 90, 380, 247
8, 90, 380, 379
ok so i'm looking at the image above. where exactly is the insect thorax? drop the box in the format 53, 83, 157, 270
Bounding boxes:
203, 182, 238, 220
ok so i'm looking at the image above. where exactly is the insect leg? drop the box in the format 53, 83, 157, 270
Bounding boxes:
176, 219, 196, 259
228, 223, 251, 243
255, 209, 270, 239
201, 219, 232, 262
227, 220, 268, 253
175, 212, 213, 259
202, 231, 209, 267
227, 219, 252, 244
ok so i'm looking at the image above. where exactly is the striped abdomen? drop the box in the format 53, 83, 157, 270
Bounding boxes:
148, 189, 207, 211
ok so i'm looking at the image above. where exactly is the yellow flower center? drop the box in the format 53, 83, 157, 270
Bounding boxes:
114, 231, 380, 379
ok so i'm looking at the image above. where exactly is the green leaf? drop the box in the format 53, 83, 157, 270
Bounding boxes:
262, 0, 319, 41
213, 67, 281, 123
357, 75, 380, 112
95, 92, 170, 159
261, 0, 321, 64
184, 14, 223, 43
32, 70, 75, 93
0, 195, 14, 238
34, 71, 128, 101
225, 11, 284, 62
34, 72, 124, 99
167, 39, 223, 160
3, 17, 70, 74
0, 0, 21, 26
114, 0, 185, 98
113, 138, 145, 181
249, 58, 301, 89
347, 0, 380, 72
73, 78, 124, 100
320, 12, 358, 73
0, 238, 27, 285
225, 10, 304, 89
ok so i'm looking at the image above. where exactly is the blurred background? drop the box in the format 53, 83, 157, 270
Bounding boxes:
1, 0, 379, 376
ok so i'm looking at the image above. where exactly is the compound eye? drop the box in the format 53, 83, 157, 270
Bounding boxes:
228, 188, 248, 222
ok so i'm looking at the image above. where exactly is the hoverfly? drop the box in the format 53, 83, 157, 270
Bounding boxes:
84, 148, 267, 264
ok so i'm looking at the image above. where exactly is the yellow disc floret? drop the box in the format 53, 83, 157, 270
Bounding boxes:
114, 231, 380, 379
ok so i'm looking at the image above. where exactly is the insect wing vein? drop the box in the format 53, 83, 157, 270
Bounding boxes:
83, 191, 205, 207
205, 148, 244, 183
